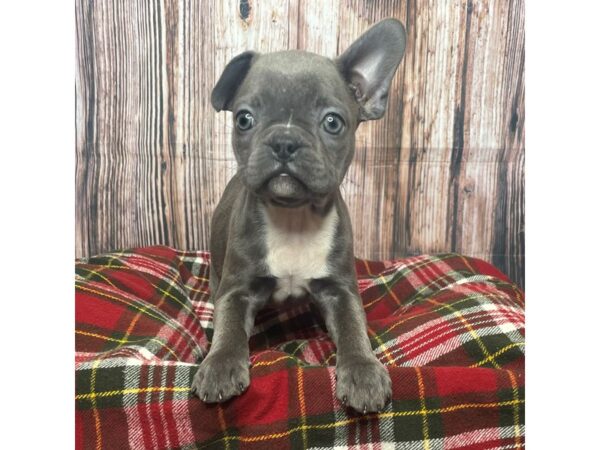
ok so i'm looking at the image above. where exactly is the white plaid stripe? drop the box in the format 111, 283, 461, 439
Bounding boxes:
124, 363, 146, 449
384, 325, 524, 367
444, 426, 506, 448
309, 426, 524, 450
374, 305, 524, 365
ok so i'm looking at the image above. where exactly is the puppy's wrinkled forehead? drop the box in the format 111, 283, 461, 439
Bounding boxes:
233, 51, 355, 118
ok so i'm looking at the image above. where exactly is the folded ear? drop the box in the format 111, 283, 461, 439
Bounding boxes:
336, 18, 406, 121
211, 51, 258, 112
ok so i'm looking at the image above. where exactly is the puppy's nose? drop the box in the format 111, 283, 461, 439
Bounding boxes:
270, 137, 301, 162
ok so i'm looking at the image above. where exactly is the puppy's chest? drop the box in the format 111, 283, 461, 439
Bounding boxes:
263, 206, 338, 302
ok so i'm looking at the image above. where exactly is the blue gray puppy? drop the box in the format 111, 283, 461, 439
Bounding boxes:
191, 18, 406, 414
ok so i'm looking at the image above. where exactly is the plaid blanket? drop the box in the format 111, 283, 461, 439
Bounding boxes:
75, 246, 524, 449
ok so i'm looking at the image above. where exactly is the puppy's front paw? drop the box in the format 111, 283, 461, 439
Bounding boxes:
191, 353, 250, 403
335, 358, 392, 414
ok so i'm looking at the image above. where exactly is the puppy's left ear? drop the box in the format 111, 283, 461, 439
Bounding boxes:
336, 18, 406, 121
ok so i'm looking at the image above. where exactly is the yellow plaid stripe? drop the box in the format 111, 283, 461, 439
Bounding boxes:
76, 284, 171, 324
90, 358, 103, 450
375, 272, 403, 306
469, 342, 525, 368
369, 326, 398, 366
361, 259, 374, 276
426, 298, 501, 369
217, 405, 231, 450
154, 281, 195, 314
77, 266, 118, 289
80, 252, 195, 314
506, 370, 524, 449
381, 293, 503, 337
186, 284, 210, 295
362, 254, 458, 309
119, 273, 180, 357
297, 366, 308, 447
75, 330, 181, 361
372, 292, 523, 366
253, 355, 297, 367
76, 284, 199, 354
76, 386, 190, 401
195, 399, 524, 448
415, 367, 431, 450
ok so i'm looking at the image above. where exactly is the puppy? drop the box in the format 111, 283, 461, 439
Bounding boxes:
192, 18, 406, 414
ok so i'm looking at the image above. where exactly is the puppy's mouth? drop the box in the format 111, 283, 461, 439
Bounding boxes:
265, 172, 309, 207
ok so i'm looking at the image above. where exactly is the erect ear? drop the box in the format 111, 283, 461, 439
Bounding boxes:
211, 51, 258, 112
336, 18, 406, 121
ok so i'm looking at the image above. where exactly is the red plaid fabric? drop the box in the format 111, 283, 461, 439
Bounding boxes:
75, 246, 524, 449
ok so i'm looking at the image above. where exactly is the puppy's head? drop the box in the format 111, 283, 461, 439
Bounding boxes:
212, 18, 406, 208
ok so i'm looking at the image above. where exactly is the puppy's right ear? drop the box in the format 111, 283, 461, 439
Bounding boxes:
336, 19, 406, 121
211, 51, 257, 112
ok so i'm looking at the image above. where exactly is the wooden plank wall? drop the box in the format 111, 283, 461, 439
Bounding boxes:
75, 0, 525, 287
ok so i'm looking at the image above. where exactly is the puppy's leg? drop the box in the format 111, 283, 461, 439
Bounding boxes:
192, 289, 259, 403
311, 280, 392, 413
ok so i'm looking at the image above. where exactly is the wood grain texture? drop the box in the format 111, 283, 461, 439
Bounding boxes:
75, 0, 525, 287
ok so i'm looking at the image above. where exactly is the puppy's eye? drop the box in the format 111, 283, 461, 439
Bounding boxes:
322, 113, 345, 135
235, 111, 255, 131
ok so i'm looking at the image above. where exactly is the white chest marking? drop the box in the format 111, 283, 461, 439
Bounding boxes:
263, 204, 338, 302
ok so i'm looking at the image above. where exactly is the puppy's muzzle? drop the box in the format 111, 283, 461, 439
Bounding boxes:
264, 125, 311, 163
269, 137, 301, 162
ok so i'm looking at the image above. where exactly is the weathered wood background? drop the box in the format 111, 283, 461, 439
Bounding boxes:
75, 0, 525, 287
